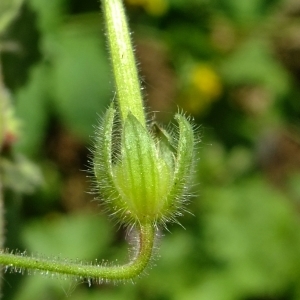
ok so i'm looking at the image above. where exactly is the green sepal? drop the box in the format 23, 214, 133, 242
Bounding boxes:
151, 122, 175, 170
161, 114, 194, 221
93, 105, 121, 204
94, 108, 194, 226
113, 113, 173, 224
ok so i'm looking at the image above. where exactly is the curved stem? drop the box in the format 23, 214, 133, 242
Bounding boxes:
0, 223, 154, 281
102, 0, 146, 126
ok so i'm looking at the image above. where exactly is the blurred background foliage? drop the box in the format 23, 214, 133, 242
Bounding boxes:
1, 0, 300, 299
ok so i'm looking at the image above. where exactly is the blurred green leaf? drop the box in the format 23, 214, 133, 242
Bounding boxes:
51, 23, 112, 140
0, 0, 23, 34
216, 0, 281, 26
175, 274, 238, 300
14, 64, 49, 157
222, 39, 290, 98
22, 212, 112, 260
201, 177, 300, 296
12, 275, 78, 300
28, 0, 65, 58
70, 287, 136, 300
138, 231, 194, 298
29, 0, 63, 34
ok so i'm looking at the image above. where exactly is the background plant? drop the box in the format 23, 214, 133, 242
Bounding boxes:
1, 0, 300, 300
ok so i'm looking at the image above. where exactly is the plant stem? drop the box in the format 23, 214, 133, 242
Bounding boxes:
0, 222, 154, 281
102, 0, 146, 126
0, 0, 155, 284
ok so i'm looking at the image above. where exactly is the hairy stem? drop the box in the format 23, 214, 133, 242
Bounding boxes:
0, 222, 154, 280
0, 0, 155, 284
102, 0, 146, 126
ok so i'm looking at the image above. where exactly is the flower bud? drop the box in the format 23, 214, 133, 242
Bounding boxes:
93, 106, 195, 226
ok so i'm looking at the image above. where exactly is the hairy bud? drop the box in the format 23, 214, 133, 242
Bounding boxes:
93, 106, 195, 226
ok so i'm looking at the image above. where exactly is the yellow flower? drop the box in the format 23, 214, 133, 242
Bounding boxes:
178, 64, 222, 115
126, 0, 168, 16
144, 0, 168, 16
191, 64, 222, 100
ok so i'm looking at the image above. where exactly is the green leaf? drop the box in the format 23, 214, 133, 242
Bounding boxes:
202, 177, 300, 295
217, 0, 280, 26
28, 0, 63, 35
222, 39, 290, 97
14, 64, 49, 157
51, 24, 112, 140
22, 212, 112, 259
0, 0, 23, 33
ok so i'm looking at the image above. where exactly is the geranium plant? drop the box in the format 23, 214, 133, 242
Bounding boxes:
0, 0, 195, 288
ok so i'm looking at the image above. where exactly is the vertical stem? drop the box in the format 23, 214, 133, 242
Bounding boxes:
102, 0, 146, 126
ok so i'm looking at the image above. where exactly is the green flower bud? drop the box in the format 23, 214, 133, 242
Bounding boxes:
93, 106, 195, 226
